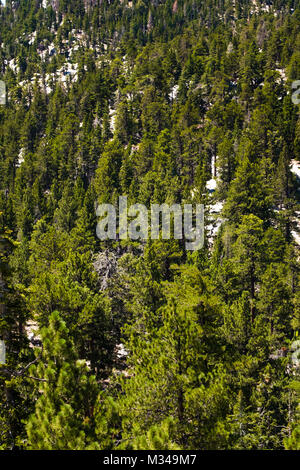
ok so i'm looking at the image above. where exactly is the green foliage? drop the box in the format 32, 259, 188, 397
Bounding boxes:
0, 0, 299, 451
25, 311, 99, 450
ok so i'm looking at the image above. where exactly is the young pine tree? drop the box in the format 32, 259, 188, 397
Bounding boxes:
25, 311, 100, 450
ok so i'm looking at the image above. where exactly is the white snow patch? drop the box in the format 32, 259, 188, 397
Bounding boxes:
24, 320, 41, 347
116, 343, 128, 359
290, 160, 300, 179
109, 106, 116, 132
206, 178, 217, 192
28, 31, 37, 45
206, 198, 224, 244
169, 85, 179, 101
292, 230, 300, 246
16, 148, 25, 167
8, 58, 18, 73
208, 201, 224, 214
275, 68, 287, 83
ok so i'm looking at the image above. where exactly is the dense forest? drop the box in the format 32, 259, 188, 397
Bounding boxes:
0, 0, 300, 450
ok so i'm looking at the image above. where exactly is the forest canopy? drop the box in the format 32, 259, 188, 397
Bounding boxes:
0, 0, 299, 451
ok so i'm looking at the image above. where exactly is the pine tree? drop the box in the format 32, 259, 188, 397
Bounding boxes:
25, 311, 99, 450
130, 418, 181, 450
